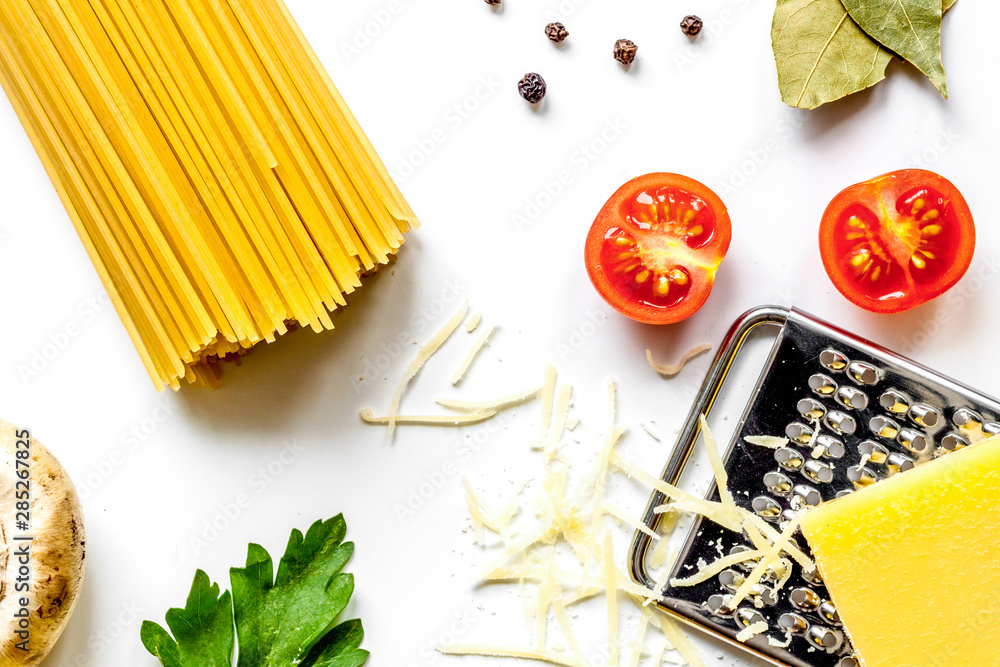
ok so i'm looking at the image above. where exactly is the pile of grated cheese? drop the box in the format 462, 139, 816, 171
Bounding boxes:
438, 377, 710, 667
363, 302, 814, 663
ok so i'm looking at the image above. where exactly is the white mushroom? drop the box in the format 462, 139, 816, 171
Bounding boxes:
0, 419, 86, 665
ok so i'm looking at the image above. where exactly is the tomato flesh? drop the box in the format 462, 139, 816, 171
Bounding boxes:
586, 174, 731, 324
601, 227, 695, 310
820, 170, 975, 314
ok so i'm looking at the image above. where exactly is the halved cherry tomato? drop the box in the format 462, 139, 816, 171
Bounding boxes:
820, 170, 975, 314
585, 173, 732, 324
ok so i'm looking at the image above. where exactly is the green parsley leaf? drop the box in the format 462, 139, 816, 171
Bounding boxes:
140, 570, 234, 667
232, 516, 358, 665
301, 619, 369, 667
142, 516, 368, 667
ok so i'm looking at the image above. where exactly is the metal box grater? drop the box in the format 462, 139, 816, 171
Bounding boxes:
628, 306, 1000, 667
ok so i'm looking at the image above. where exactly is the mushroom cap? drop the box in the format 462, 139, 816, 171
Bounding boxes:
0, 419, 86, 666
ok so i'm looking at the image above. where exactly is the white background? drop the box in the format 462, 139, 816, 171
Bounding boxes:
0, 0, 998, 665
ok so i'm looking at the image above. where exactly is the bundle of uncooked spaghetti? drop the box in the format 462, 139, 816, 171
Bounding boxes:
0, 0, 417, 390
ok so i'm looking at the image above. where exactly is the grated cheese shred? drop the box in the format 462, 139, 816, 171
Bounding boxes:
452, 324, 496, 385
464, 475, 510, 546
534, 384, 572, 452
483, 565, 665, 604
768, 630, 794, 648
772, 556, 794, 597
744, 436, 788, 449
651, 609, 706, 667
627, 609, 651, 667
602, 502, 660, 541
699, 416, 735, 512
735, 620, 768, 643
648, 510, 678, 569
360, 408, 496, 426
646, 344, 713, 377
536, 549, 554, 648
498, 481, 529, 530
670, 548, 764, 588
640, 422, 662, 442
465, 482, 485, 545
437, 384, 542, 413
539, 365, 557, 439
644, 561, 675, 608
436, 645, 583, 666
553, 598, 586, 663
623, 461, 742, 533
604, 530, 620, 667
580, 380, 620, 521
381, 300, 469, 435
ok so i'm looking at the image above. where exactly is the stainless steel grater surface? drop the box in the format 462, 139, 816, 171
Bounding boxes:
628, 306, 1000, 667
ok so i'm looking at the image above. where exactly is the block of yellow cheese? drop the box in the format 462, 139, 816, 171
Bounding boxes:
801, 434, 1000, 667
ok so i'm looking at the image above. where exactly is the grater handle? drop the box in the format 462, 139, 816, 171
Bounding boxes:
629, 305, 789, 588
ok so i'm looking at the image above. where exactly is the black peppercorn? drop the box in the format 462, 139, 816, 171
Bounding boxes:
518, 73, 547, 104
680, 15, 703, 36
484, 0, 501, 5
613, 39, 638, 66
545, 22, 569, 43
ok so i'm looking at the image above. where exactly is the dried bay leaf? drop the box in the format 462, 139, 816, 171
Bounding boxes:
772, 0, 957, 109
842, 0, 948, 97
772, 0, 893, 110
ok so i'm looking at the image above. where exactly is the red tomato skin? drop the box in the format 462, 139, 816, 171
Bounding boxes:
819, 170, 975, 314
585, 173, 732, 325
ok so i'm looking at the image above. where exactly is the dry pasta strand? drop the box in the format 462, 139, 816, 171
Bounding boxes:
0, 0, 418, 389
